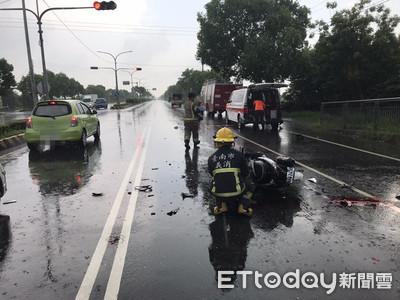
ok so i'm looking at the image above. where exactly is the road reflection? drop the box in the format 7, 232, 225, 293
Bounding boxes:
26, 142, 102, 283
251, 188, 302, 231
209, 215, 254, 288
28, 141, 102, 196
184, 147, 199, 196
207, 187, 301, 289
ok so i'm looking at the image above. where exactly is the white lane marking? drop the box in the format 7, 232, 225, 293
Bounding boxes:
104, 128, 151, 299
284, 130, 400, 163
75, 128, 148, 300
237, 134, 400, 213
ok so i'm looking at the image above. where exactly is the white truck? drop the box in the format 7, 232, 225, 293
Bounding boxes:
82, 94, 98, 107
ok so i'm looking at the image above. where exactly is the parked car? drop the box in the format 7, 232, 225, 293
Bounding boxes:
25, 100, 100, 150
0, 163, 7, 200
94, 98, 108, 109
225, 83, 288, 130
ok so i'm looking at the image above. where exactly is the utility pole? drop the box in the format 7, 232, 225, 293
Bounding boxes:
21, 0, 38, 106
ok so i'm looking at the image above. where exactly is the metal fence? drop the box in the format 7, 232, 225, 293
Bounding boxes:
320, 97, 400, 130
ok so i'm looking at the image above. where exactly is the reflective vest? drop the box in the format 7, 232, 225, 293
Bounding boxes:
253, 100, 265, 111
184, 100, 198, 121
208, 147, 248, 198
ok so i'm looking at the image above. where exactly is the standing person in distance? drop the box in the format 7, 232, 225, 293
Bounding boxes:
184, 92, 201, 150
253, 91, 266, 130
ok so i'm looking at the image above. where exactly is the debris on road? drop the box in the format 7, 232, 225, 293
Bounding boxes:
92, 192, 103, 197
308, 178, 317, 183
181, 192, 194, 200
134, 185, 153, 192
371, 257, 380, 261
328, 197, 381, 208
109, 235, 120, 245
2, 200, 17, 205
167, 208, 180, 216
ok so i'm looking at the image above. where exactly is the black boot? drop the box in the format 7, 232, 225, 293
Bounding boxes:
185, 140, 190, 150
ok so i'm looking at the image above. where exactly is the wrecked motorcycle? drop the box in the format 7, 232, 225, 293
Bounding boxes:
244, 152, 295, 190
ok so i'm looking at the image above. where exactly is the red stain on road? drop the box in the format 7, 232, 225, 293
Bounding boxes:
328, 197, 381, 208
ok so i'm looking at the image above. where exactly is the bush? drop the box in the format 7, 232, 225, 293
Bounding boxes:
0, 119, 26, 139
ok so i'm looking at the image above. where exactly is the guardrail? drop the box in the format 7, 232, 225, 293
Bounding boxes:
320, 97, 400, 130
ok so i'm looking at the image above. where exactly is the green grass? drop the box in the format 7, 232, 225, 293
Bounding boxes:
285, 110, 400, 146
284, 110, 321, 123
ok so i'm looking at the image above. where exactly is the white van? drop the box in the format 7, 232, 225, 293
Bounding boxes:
225, 83, 287, 130
82, 94, 98, 108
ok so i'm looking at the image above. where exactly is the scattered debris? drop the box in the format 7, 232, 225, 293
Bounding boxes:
181, 192, 194, 200
167, 208, 180, 216
308, 178, 317, 183
294, 172, 304, 181
328, 197, 381, 208
109, 235, 120, 245
134, 185, 153, 192
2, 200, 17, 205
371, 257, 380, 262
92, 192, 103, 197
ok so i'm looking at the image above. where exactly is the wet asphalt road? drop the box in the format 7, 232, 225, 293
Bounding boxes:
0, 100, 399, 299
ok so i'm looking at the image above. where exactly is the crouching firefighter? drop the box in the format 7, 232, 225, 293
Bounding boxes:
208, 127, 254, 216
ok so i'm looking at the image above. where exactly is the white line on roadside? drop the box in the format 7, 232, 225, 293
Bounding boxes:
104, 128, 151, 299
237, 134, 400, 213
284, 130, 400, 163
75, 127, 148, 300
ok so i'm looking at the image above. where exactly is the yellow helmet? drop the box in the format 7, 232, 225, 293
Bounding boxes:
214, 127, 235, 147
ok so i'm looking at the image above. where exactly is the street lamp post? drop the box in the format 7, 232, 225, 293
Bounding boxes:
94, 51, 132, 105
122, 69, 142, 97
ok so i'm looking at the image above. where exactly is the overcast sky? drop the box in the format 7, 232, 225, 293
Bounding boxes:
0, 0, 399, 97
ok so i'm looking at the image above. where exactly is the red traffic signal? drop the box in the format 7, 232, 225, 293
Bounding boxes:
93, 1, 117, 10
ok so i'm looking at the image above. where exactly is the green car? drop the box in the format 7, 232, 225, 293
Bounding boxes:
25, 100, 100, 150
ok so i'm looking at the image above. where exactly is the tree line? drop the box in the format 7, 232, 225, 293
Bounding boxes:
0, 60, 150, 110
164, 0, 399, 109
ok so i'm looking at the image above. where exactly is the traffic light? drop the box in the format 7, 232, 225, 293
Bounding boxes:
134, 67, 142, 71
93, 1, 117, 10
